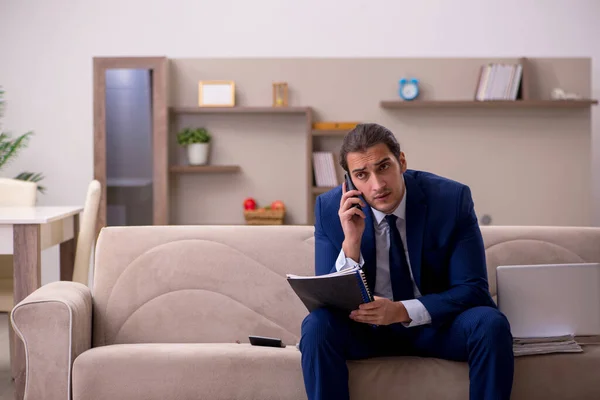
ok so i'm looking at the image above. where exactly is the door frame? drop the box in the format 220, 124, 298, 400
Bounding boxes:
93, 57, 168, 234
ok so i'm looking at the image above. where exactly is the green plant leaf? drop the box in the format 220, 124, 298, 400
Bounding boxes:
177, 127, 211, 146
0, 131, 33, 170
1, 88, 45, 194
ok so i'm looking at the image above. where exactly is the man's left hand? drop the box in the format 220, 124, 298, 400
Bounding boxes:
349, 296, 410, 326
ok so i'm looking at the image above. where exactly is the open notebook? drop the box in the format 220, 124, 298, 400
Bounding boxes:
286, 266, 373, 312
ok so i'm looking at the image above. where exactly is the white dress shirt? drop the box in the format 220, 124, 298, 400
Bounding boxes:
335, 181, 432, 327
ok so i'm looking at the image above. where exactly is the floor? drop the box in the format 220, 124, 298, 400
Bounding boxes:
0, 313, 15, 400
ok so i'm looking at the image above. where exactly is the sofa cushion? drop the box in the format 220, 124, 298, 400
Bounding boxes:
72, 342, 600, 400
92, 226, 315, 347
92, 226, 600, 347
350, 344, 600, 400
512, 343, 600, 399
480, 226, 600, 298
72, 343, 305, 400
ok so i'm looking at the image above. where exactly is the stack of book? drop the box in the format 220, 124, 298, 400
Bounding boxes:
312, 151, 338, 187
513, 334, 583, 357
475, 63, 523, 101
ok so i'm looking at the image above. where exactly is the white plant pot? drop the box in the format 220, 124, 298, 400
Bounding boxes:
187, 143, 210, 165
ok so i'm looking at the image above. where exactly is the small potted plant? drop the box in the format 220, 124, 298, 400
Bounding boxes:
177, 127, 211, 165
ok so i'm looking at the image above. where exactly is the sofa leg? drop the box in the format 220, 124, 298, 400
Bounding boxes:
14, 364, 25, 400
10, 318, 25, 400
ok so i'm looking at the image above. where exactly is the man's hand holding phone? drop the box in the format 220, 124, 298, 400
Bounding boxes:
339, 174, 366, 262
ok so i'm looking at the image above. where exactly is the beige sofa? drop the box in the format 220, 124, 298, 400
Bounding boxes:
11, 225, 600, 400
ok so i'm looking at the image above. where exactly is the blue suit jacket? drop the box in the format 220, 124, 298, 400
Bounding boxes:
314, 169, 496, 328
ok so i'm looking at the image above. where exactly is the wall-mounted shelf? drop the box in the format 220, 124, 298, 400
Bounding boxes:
380, 99, 598, 109
106, 178, 153, 187
170, 165, 241, 173
170, 106, 311, 114
312, 129, 351, 137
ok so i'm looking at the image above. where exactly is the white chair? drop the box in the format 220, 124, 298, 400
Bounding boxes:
72, 180, 101, 286
0, 178, 38, 311
0, 179, 102, 311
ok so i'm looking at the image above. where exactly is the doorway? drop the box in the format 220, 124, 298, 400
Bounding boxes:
93, 57, 168, 235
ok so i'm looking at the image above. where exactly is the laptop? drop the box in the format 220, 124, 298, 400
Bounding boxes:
496, 263, 600, 338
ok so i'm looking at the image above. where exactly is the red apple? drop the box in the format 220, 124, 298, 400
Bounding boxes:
243, 197, 257, 210
271, 200, 285, 211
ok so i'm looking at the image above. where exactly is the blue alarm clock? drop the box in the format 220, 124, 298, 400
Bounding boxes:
399, 78, 420, 101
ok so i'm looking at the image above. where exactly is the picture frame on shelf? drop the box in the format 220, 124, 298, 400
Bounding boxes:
199, 80, 235, 107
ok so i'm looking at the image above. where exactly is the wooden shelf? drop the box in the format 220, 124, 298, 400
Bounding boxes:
312, 129, 351, 137
312, 186, 335, 194
106, 178, 153, 187
170, 165, 241, 174
170, 106, 311, 114
380, 99, 598, 109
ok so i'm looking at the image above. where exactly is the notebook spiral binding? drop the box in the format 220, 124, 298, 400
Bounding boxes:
355, 269, 373, 303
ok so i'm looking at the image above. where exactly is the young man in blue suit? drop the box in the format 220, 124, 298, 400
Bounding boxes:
299, 123, 514, 400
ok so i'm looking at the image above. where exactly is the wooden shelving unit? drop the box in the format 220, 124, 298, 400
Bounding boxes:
310, 129, 353, 211
168, 105, 314, 224
169, 165, 241, 174
312, 186, 334, 195
170, 106, 310, 114
380, 99, 598, 109
160, 57, 597, 227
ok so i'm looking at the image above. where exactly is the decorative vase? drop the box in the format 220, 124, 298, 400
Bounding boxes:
187, 143, 210, 165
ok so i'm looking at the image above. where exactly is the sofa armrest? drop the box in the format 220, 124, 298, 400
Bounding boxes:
11, 281, 92, 400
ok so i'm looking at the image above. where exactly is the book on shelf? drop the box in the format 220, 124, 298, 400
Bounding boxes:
475, 63, 523, 101
312, 151, 338, 187
512, 334, 583, 357
286, 266, 373, 312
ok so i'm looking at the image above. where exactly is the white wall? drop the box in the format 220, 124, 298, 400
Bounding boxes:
0, 0, 599, 284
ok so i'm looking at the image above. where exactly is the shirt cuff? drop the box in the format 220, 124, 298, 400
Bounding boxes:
400, 299, 432, 327
335, 248, 365, 272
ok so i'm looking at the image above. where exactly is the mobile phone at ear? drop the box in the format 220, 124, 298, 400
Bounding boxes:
344, 173, 360, 209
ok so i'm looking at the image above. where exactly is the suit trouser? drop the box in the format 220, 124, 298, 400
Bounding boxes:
299, 306, 514, 400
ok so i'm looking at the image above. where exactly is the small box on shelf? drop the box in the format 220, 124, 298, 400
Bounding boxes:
273, 82, 289, 107
312, 122, 359, 130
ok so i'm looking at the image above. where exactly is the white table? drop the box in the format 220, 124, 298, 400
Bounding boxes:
0, 206, 82, 396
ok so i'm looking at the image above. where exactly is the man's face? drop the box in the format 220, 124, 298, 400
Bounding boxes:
346, 143, 407, 214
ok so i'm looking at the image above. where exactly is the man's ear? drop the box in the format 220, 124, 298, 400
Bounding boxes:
399, 152, 408, 173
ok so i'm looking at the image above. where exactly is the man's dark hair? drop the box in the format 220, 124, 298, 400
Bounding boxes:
339, 123, 401, 172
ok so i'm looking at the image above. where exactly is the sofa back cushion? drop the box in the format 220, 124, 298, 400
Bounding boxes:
479, 226, 600, 301
92, 225, 600, 347
92, 225, 315, 347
